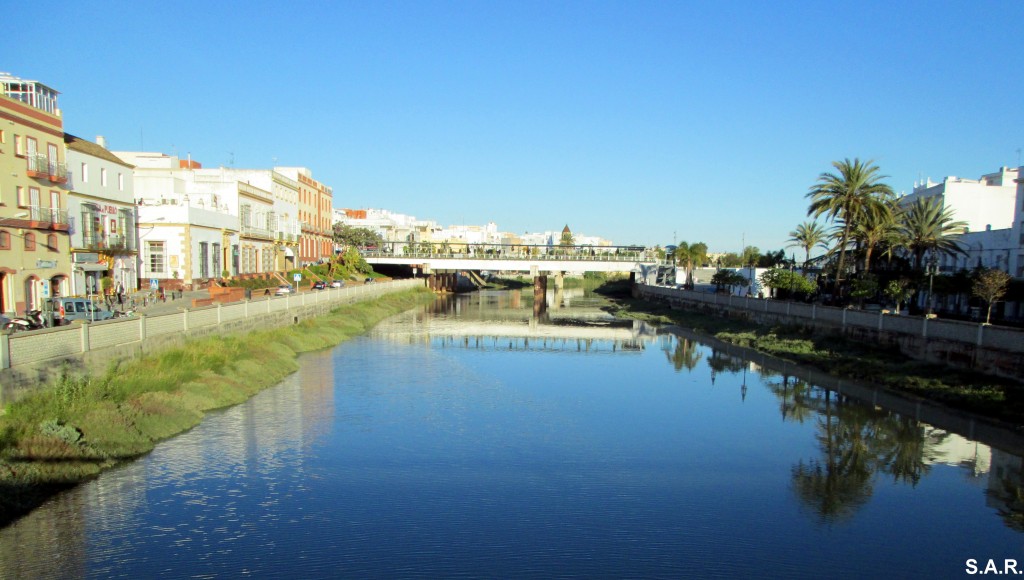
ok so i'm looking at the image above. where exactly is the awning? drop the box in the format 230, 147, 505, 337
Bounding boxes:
284, 247, 295, 257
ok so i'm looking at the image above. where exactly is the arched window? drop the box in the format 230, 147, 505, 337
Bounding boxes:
47, 234, 58, 252
0, 230, 10, 250
24, 232, 36, 251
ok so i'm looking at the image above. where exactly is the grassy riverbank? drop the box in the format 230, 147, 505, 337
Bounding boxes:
601, 287, 1024, 425
0, 287, 435, 528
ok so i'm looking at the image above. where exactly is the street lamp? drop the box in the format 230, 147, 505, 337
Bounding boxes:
926, 253, 939, 316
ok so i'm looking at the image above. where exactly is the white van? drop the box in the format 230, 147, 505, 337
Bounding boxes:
52, 297, 114, 324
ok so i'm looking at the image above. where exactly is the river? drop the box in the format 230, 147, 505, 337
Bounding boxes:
1, 289, 1021, 578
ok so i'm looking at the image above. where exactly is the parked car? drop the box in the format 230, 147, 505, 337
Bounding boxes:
275, 284, 294, 296
51, 297, 114, 323
330, 280, 345, 288
311, 281, 327, 290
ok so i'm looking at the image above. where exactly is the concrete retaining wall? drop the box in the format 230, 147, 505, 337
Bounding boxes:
0, 279, 425, 404
634, 284, 1024, 380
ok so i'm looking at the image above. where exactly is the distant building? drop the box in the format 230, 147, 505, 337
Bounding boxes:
275, 167, 333, 265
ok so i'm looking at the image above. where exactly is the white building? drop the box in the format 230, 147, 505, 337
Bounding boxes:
63, 134, 138, 295
901, 167, 1019, 232
114, 152, 304, 287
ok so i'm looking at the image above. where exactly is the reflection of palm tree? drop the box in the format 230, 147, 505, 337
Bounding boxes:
707, 349, 747, 374
873, 417, 943, 486
664, 337, 703, 372
767, 375, 815, 424
792, 391, 875, 522
990, 470, 1024, 532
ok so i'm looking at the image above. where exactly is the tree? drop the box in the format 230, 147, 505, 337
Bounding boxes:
560, 225, 575, 247
806, 158, 894, 291
899, 196, 967, 271
972, 268, 1011, 324
788, 221, 829, 266
711, 270, 747, 293
741, 245, 761, 267
757, 249, 786, 268
333, 224, 384, 248
884, 279, 914, 315
673, 241, 708, 288
758, 268, 815, 298
850, 198, 899, 274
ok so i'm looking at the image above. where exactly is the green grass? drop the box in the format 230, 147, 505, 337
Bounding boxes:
606, 294, 1024, 424
0, 287, 435, 528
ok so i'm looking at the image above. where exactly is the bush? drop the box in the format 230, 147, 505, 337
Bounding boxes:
39, 419, 82, 445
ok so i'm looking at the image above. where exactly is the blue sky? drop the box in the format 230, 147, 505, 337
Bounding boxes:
5, 1, 1022, 252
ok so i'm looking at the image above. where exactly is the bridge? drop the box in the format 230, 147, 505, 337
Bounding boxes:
360, 242, 663, 292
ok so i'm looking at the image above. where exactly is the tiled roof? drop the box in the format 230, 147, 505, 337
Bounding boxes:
63, 134, 134, 168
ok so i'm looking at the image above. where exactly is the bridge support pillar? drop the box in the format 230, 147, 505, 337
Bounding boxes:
554, 272, 564, 289
533, 274, 548, 316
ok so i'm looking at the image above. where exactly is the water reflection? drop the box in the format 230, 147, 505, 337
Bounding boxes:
664, 331, 1023, 530
3, 290, 1024, 578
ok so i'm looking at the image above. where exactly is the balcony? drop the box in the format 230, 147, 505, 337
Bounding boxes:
81, 232, 135, 252
26, 154, 68, 184
241, 224, 274, 240
27, 205, 71, 231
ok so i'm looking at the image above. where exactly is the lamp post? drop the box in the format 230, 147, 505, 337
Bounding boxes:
788, 254, 795, 300
926, 253, 939, 316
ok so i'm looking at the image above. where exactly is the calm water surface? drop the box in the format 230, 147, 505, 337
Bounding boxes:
2, 290, 1022, 578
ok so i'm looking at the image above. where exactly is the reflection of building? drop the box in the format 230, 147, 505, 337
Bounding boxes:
922, 427, 991, 476
0, 72, 72, 315
64, 134, 138, 295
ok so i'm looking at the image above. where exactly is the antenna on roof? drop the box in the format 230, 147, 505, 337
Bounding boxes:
229, 151, 235, 167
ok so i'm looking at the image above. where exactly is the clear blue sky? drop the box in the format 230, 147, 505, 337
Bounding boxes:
5, 1, 1021, 252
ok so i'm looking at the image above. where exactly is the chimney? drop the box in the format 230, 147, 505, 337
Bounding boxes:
96, 135, 107, 149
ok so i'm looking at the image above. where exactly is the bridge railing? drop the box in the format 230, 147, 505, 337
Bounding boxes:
360, 243, 659, 263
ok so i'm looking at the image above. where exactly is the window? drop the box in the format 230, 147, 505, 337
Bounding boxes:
212, 243, 221, 277
147, 241, 165, 274
16, 186, 25, 207
0, 130, 4, 144
199, 242, 209, 278
81, 203, 101, 248
81, 163, 88, 183
0, 230, 9, 250
100, 167, 107, 187
118, 173, 124, 191
14, 134, 22, 156
46, 234, 58, 252
28, 187, 40, 210
24, 232, 36, 251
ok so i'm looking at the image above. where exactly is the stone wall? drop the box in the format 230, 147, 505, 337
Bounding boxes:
634, 284, 1024, 381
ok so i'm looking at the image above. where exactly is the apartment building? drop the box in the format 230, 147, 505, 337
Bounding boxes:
114, 152, 239, 288
276, 167, 334, 265
64, 134, 138, 295
0, 73, 72, 316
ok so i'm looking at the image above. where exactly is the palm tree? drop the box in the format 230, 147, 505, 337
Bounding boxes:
673, 241, 708, 288
850, 198, 899, 274
788, 221, 829, 267
899, 196, 967, 270
806, 158, 894, 291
